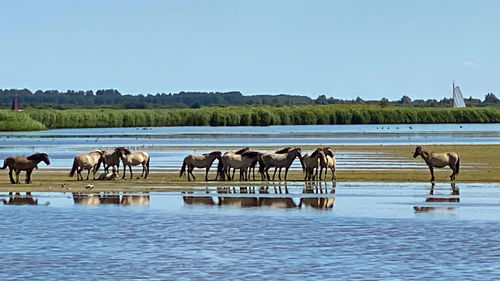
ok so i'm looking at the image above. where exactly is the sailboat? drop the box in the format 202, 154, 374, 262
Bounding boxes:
452, 82, 466, 108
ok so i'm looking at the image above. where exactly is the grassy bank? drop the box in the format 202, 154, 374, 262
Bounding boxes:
15, 105, 500, 129
0, 144, 498, 192
0, 111, 45, 131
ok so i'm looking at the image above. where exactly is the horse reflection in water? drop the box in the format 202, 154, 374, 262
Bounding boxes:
299, 181, 336, 209
1, 192, 48, 205
414, 182, 459, 213
73, 192, 150, 206
182, 182, 336, 210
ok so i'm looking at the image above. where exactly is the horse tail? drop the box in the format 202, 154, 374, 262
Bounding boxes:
0, 159, 8, 170
69, 157, 78, 177
180, 159, 187, 177
455, 157, 460, 174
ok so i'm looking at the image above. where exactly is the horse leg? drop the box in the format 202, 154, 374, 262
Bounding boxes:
87, 169, 91, 180
265, 167, 271, 181
205, 166, 210, 181
272, 168, 278, 181
122, 164, 127, 179
189, 167, 196, 181
15, 170, 21, 184
278, 167, 282, 181
187, 166, 191, 181
449, 164, 456, 181
26, 169, 33, 184
129, 165, 133, 179
8, 168, 15, 184
331, 167, 336, 180
284, 167, 290, 181
429, 166, 435, 182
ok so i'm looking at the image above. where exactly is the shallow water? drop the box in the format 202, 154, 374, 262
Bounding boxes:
1, 182, 500, 280
0, 124, 497, 170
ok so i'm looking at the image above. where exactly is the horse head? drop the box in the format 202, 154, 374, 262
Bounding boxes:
413, 146, 422, 158
114, 147, 131, 157
212, 151, 222, 159
28, 153, 50, 166
323, 147, 334, 157
234, 147, 250, 155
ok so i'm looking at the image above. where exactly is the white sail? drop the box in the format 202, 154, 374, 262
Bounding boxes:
453, 85, 466, 108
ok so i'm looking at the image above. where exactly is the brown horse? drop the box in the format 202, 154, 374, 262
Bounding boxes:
0, 153, 50, 184
115, 147, 150, 179
260, 148, 303, 181
102, 150, 121, 174
413, 146, 460, 181
69, 150, 105, 181
302, 148, 327, 181
180, 151, 222, 181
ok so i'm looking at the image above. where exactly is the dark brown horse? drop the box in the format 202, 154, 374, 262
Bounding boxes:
0, 153, 50, 184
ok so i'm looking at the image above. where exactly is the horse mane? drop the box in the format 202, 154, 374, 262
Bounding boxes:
311, 148, 321, 157
241, 151, 260, 158
275, 147, 292, 154
27, 153, 48, 161
116, 147, 131, 155
234, 147, 250, 154
323, 147, 334, 157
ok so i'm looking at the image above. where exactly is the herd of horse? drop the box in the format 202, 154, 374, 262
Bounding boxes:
0, 145, 460, 184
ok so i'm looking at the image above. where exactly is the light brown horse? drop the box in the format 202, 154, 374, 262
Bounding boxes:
302, 148, 327, 181
221, 151, 262, 181
115, 147, 150, 179
69, 150, 105, 181
216, 147, 249, 181
413, 146, 460, 181
319, 147, 336, 180
180, 151, 222, 181
260, 148, 303, 181
0, 153, 50, 184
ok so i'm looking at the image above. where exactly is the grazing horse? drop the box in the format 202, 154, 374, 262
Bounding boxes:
180, 151, 222, 181
221, 151, 262, 181
69, 150, 105, 181
302, 148, 327, 181
413, 146, 460, 181
260, 148, 303, 181
0, 153, 50, 184
115, 147, 150, 179
319, 147, 336, 180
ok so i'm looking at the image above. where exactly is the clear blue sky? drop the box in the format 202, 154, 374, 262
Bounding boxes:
0, 0, 498, 100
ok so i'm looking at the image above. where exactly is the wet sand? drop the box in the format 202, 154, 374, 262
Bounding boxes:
0, 144, 498, 193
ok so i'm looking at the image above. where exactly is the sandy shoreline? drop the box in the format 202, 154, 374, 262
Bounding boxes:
0, 144, 498, 192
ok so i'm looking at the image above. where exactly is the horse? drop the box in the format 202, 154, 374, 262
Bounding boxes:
180, 151, 222, 181
96, 167, 119, 181
260, 147, 303, 181
114, 147, 150, 179
69, 150, 105, 181
413, 146, 460, 181
302, 148, 327, 181
0, 153, 50, 184
260, 147, 293, 181
221, 151, 262, 181
102, 150, 121, 174
319, 147, 336, 180
216, 147, 249, 181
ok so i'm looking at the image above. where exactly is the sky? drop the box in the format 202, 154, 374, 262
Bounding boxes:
0, 0, 499, 100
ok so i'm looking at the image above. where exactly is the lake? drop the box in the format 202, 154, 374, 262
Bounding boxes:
1, 123, 499, 169
1, 181, 500, 280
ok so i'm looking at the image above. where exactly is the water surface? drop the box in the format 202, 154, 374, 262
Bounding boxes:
1, 182, 500, 280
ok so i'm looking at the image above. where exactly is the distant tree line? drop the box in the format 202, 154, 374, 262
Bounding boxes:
0, 88, 498, 109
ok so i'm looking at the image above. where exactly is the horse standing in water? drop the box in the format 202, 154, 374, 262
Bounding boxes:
115, 147, 150, 179
0, 153, 50, 184
180, 151, 222, 181
413, 146, 460, 181
69, 150, 105, 181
